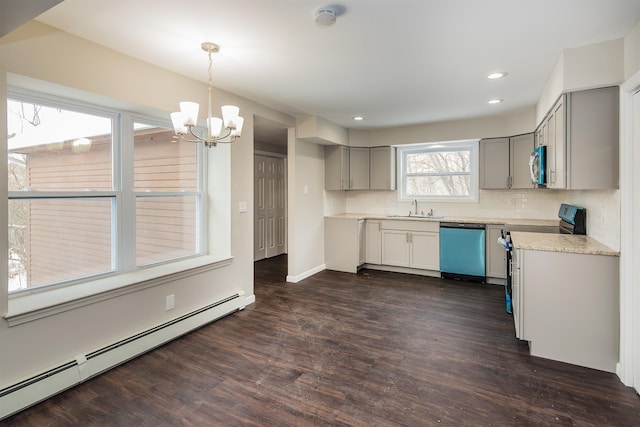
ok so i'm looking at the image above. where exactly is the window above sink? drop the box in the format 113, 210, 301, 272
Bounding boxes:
397, 140, 479, 202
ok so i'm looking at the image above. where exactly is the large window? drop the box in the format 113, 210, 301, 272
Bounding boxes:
398, 140, 479, 201
7, 91, 204, 294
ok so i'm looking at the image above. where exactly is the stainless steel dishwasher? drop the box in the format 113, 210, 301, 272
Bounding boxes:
439, 222, 486, 283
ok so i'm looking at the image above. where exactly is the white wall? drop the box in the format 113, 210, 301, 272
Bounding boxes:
625, 20, 640, 79
365, 108, 536, 147
536, 39, 624, 123
0, 21, 295, 388
287, 136, 326, 281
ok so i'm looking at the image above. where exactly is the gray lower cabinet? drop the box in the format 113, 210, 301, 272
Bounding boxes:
511, 247, 619, 372
485, 225, 506, 282
365, 220, 382, 264
324, 217, 364, 273
380, 220, 439, 271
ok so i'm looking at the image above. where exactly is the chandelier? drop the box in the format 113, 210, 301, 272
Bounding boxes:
171, 42, 244, 148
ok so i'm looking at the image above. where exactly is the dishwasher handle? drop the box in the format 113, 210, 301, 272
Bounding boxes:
440, 222, 486, 230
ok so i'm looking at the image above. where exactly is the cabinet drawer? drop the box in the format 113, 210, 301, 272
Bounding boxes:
381, 220, 439, 233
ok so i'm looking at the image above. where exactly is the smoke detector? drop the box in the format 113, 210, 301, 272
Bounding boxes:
314, 7, 337, 26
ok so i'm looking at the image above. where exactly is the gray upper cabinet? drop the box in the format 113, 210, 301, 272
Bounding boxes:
479, 137, 510, 189
541, 96, 566, 189
349, 147, 370, 190
537, 86, 619, 190
479, 133, 534, 189
325, 145, 350, 190
510, 134, 535, 189
325, 145, 395, 191
370, 146, 396, 190
566, 86, 619, 189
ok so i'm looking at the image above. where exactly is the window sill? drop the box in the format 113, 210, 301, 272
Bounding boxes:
5, 255, 233, 327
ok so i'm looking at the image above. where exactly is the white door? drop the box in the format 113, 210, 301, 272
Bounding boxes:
254, 155, 267, 261
254, 154, 286, 261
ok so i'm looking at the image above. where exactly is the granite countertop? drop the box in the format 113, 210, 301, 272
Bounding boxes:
510, 231, 619, 257
326, 213, 558, 227
326, 213, 618, 256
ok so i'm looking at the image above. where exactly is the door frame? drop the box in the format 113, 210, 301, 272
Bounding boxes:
618, 69, 640, 393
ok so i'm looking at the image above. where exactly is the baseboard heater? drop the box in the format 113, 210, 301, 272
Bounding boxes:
0, 291, 245, 421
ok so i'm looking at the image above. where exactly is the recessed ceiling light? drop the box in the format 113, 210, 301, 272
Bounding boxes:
488, 72, 508, 80
353, 116, 364, 121
488, 99, 503, 104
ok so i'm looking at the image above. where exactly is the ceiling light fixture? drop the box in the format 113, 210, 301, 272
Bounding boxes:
353, 116, 364, 121
488, 71, 508, 79
171, 42, 244, 148
488, 99, 503, 104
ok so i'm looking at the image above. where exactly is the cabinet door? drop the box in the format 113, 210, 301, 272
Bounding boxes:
358, 220, 365, 265
349, 147, 370, 190
566, 86, 619, 189
409, 232, 439, 270
511, 248, 524, 340
325, 145, 349, 190
370, 146, 396, 190
509, 134, 535, 189
547, 96, 566, 189
485, 225, 506, 279
324, 218, 359, 273
381, 230, 410, 267
479, 138, 510, 189
365, 220, 381, 264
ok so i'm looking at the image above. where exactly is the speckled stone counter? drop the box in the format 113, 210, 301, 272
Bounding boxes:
326, 213, 559, 227
510, 231, 619, 256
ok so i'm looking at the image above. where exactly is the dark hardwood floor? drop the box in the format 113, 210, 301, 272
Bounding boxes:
3, 254, 639, 426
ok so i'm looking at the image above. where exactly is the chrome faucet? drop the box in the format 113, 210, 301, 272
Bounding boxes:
426, 208, 434, 217
413, 199, 419, 215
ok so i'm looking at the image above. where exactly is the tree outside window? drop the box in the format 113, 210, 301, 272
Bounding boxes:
398, 141, 478, 201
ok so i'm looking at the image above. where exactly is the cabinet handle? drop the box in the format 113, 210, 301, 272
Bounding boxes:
406, 233, 410, 243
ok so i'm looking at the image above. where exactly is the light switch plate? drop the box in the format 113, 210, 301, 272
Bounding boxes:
239, 201, 247, 213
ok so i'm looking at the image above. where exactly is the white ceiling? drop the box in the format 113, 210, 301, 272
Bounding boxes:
27, 0, 640, 137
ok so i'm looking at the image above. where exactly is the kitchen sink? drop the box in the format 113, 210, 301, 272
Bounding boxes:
385, 214, 445, 220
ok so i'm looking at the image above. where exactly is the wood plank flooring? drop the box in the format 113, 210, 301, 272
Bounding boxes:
3, 254, 640, 426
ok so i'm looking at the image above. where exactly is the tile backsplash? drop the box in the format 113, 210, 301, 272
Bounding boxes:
328, 188, 620, 250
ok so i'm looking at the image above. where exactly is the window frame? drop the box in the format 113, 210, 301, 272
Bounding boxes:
6, 88, 208, 297
397, 139, 479, 202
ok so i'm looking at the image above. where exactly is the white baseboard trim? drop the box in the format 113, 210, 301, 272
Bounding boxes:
0, 291, 245, 421
242, 294, 256, 308
286, 264, 326, 283
363, 264, 440, 278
